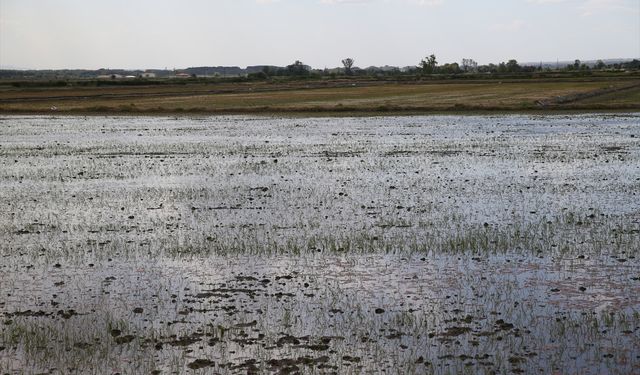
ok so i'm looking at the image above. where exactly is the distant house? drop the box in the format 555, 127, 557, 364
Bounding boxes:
141, 72, 156, 78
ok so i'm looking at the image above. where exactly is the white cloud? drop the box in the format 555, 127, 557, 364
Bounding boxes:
526, 0, 569, 3
320, 0, 443, 5
490, 19, 526, 32
579, 0, 639, 16
258, 0, 444, 5
407, 0, 444, 5
320, 0, 373, 3
525, 0, 639, 16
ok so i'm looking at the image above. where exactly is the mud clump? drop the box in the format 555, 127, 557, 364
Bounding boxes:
342, 356, 361, 363
57, 309, 77, 319
187, 359, 215, 370
277, 335, 301, 347
495, 319, 514, 331
73, 342, 91, 349
267, 356, 329, 371
169, 335, 202, 347
114, 335, 135, 344
234, 320, 257, 328
441, 326, 472, 337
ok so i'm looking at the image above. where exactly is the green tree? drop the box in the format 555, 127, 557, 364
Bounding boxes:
341, 58, 355, 76
440, 63, 461, 74
286, 60, 309, 76
419, 54, 438, 74
623, 59, 640, 70
461, 58, 478, 72
506, 59, 521, 73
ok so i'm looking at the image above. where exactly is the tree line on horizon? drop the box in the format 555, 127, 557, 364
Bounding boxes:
253, 55, 640, 78
1, 55, 638, 82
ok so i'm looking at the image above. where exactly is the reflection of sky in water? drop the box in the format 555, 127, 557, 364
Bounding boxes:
6, 254, 636, 318
0, 114, 639, 374
1, 114, 639, 257
1, 254, 638, 374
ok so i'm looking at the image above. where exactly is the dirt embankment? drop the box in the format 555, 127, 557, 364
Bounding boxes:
536, 82, 640, 107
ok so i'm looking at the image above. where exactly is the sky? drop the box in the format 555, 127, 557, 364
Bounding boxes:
0, 0, 638, 70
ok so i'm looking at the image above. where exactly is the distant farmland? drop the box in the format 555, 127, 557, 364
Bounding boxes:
1, 77, 639, 115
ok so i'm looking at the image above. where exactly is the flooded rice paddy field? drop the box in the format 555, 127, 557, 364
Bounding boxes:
0, 114, 639, 374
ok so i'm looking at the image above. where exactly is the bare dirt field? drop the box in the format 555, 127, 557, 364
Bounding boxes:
1, 78, 639, 115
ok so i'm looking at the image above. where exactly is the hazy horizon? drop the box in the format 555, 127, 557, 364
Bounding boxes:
0, 57, 638, 72
1, 0, 639, 70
